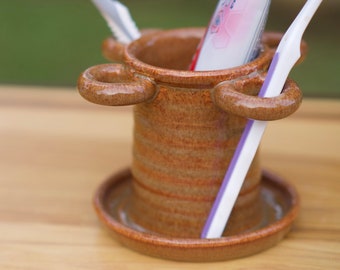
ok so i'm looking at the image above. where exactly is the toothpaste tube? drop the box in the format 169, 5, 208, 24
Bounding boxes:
190, 0, 271, 71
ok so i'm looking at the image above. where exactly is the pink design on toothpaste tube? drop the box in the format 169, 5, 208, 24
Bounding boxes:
190, 0, 271, 71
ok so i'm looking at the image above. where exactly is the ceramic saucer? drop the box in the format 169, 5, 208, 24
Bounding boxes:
93, 168, 299, 262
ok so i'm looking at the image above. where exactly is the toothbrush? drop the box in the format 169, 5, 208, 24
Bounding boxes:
202, 0, 323, 239
92, 0, 141, 44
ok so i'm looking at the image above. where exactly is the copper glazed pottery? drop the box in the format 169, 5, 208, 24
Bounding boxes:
77, 28, 303, 262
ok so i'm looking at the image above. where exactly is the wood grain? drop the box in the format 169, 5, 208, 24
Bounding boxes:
0, 85, 339, 269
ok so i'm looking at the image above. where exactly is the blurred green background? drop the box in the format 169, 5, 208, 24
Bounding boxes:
0, 0, 339, 97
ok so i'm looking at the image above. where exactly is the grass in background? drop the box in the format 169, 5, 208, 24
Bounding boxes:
0, 0, 339, 97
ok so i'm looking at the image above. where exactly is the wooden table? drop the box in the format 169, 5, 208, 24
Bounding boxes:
1, 85, 339, 269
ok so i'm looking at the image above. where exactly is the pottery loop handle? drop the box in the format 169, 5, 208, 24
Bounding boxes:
78, 63, 157, 106
213, 76, 303, 121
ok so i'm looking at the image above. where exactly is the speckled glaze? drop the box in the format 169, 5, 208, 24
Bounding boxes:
78, 28, 304, 257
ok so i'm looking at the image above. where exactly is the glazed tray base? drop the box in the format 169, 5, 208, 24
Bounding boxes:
93, 168, 299, 262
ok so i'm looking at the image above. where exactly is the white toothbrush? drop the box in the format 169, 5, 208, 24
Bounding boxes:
92, 0, 141, 44
202, 0, 323, 239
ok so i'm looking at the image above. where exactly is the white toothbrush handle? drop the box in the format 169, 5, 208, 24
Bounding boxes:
202, 0, 323, 239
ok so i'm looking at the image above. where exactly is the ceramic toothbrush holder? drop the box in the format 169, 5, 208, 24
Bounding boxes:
77, 28, 304, 261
